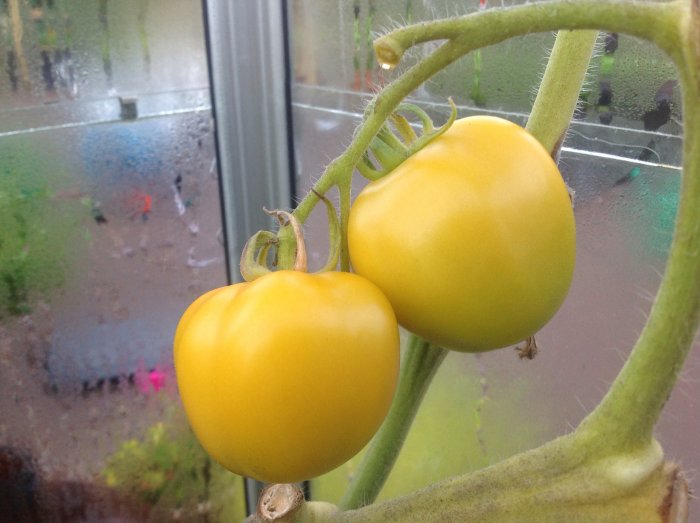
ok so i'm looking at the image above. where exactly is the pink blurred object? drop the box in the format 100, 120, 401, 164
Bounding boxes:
135, 362, 170, 394
148, 369, 166, 392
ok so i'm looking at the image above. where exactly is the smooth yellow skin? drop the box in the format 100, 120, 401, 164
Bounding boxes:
348, 116, 575, 352
174, 270, 400, 483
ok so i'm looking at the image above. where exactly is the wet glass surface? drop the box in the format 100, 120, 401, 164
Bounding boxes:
0, 1, 246, 520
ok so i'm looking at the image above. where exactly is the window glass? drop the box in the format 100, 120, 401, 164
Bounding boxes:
0, 1, 245, 520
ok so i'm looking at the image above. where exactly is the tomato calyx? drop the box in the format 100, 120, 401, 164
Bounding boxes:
240, 192, 341, 281
240, 229, 280, 281
240, 210, 307, 281
357, 98, 458, 182
269, 209, 309, 273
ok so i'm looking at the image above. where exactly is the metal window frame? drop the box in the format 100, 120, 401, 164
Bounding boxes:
202, 0, 296, 514
203, 0, 294, 285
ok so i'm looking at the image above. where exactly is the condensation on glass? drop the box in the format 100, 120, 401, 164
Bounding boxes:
0, 0, 245, 521
288, 0, 697, 516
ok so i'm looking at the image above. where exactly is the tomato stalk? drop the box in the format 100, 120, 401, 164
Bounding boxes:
576, 6, 700, 455
525, 30, 599, 158
338, 337, 447, 510
371, 1, 678, 67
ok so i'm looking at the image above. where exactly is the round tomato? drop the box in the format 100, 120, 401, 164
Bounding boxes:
348, 115, 575, 352
174, 270, 399, 483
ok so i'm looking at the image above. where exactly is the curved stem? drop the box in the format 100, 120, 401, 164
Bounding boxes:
339, 337, 447, 510
577, 13, 700, 452
374, 1, 681, 65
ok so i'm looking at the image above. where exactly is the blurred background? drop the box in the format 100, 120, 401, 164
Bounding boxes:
0, 1, 696, 521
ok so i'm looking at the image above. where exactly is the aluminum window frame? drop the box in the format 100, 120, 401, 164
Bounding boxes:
204, 0, 295, 284
202, 0, 297, 512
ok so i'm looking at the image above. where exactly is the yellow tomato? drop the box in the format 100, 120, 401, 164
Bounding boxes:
174, 270, 399, 483
348, 116, 575, 352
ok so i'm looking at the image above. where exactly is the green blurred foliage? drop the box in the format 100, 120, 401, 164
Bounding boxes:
0, 143, 74, 317
102, 406, 246, 522
312, 351, 550, 503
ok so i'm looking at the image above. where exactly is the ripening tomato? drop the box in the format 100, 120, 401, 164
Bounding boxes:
348, 115, 575, 352
174, 270, 399, 483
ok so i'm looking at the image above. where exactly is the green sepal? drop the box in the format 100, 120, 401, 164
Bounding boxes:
362, 98, 458, 181
369, 132, 407, 172
311, 190, 342, 273
390, 112, 419, 144
393, 102, 438, 133
377, 125, 408, 152
267, 209, 308, 273
239, 230, 277, 282
357, 155, 385, 181
404, 97, 458, 157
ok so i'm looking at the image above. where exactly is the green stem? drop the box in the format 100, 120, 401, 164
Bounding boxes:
338, 179, 352, 271
373, 1, 680, 67
526, 30, 599, 156
291, 37, 469, 227
577, 18, 700, 452
330, 437, 670, 522
339, 337, 447, 510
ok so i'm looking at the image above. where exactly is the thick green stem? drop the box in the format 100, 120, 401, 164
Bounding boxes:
577, 13, 700, 453
373, 1, 680, 66
330, 437, 673, 522
526, 30, 599, 156
339, 338, 447, 510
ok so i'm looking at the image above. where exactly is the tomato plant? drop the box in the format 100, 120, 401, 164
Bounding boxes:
348, 115, 575, 352
174, 2, 700, 520
174, 269, 399, 484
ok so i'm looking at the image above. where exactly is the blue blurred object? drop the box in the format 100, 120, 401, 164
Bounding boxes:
80, 121, 166, 200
